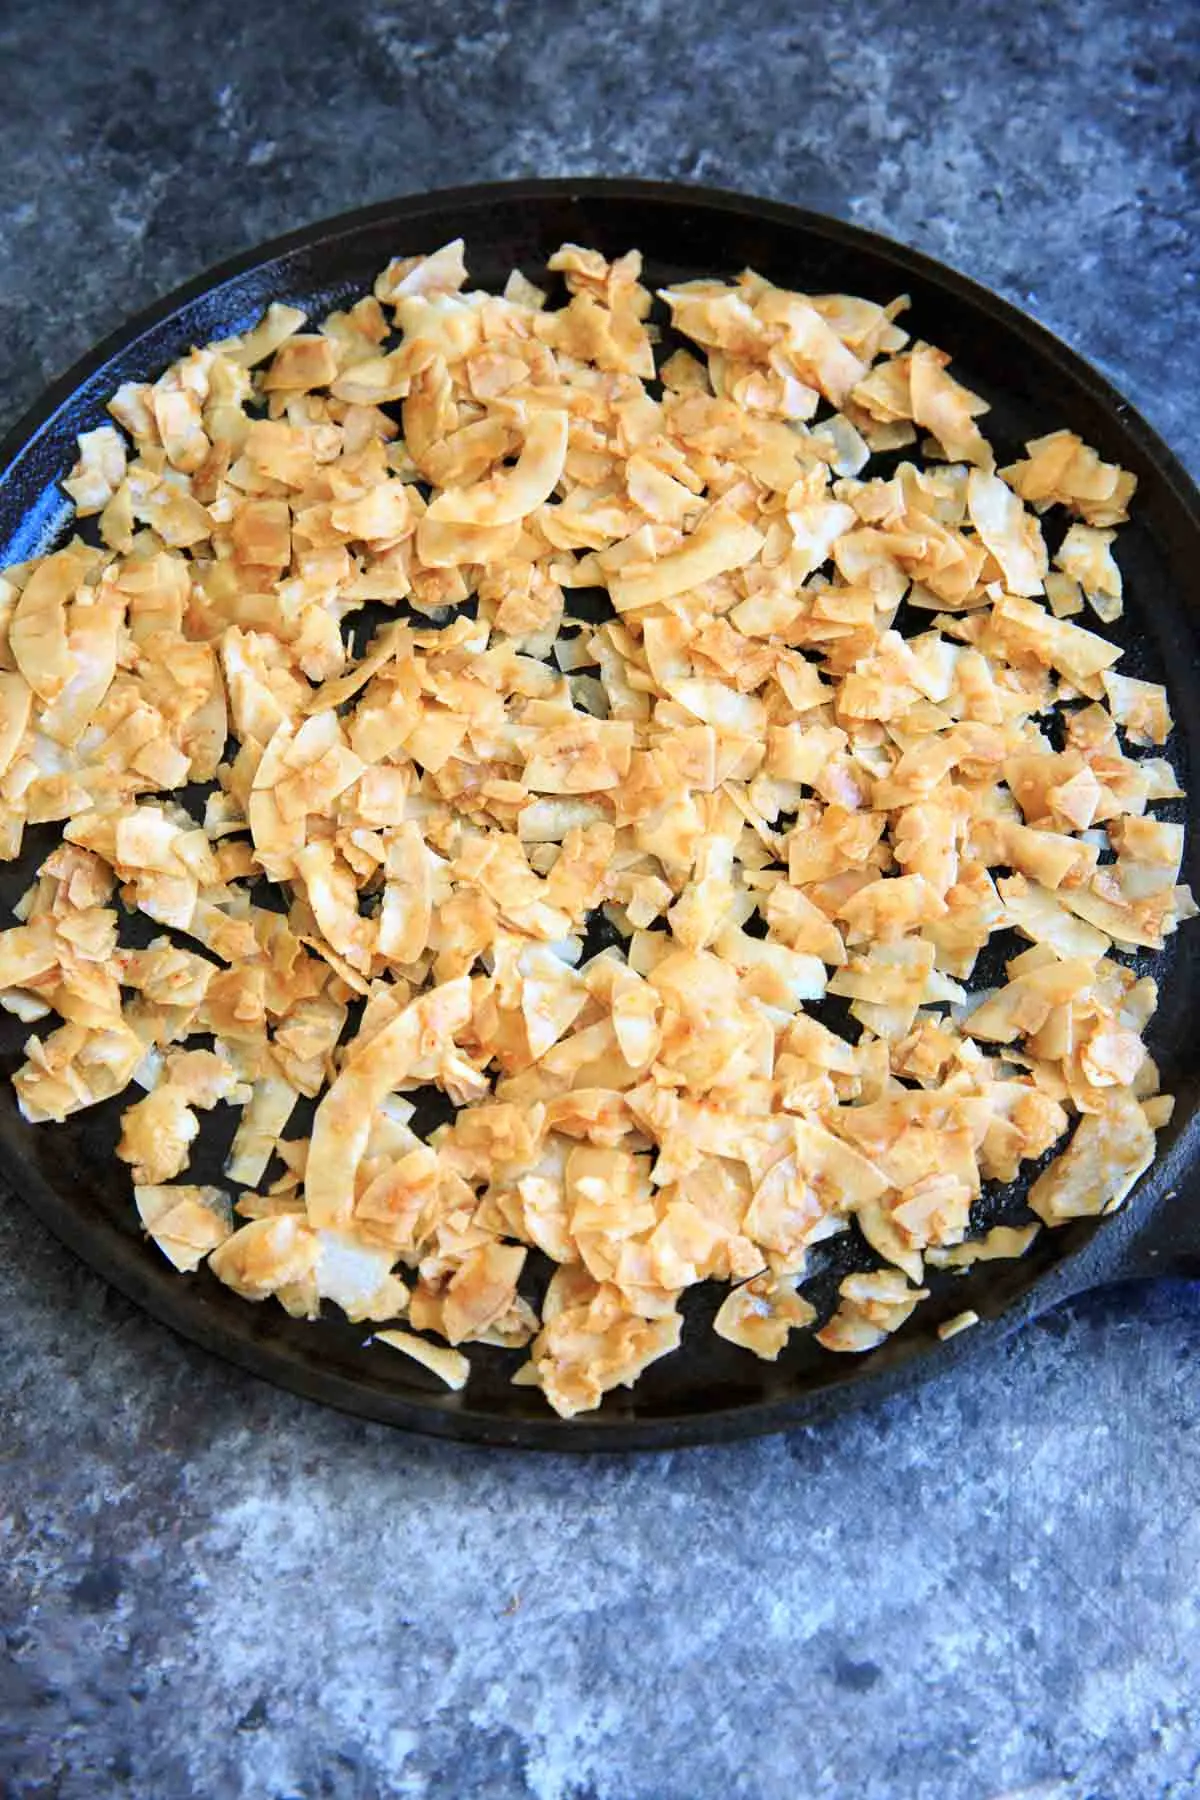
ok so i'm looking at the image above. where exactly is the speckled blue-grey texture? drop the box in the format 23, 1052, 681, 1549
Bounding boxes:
1, 2, 1199, 1797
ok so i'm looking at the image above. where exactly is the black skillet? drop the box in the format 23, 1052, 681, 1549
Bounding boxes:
1, 179, 1199, 1451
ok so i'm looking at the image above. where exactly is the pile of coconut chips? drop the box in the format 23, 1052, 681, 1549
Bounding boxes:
0, 237, 1190, 1417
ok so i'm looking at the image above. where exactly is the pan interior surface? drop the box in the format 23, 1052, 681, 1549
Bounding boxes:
1, 180, 1198, 1449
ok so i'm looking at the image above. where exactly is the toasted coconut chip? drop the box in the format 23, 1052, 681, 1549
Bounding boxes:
1055, 524, 1123, 622
308, 1228, 407, 1323
527, 1278, 682, 1418
441, 1242, 527, 1344
999, 876, 1111, 960
816, 1269, 929, 1353
937, 1308, 980, 1340
1101, 670, 1172, 747
967, 469, 1047, 596
225, 1073, 299, 1187
64, 427, 128, 516
117, 1051, 245, 1183
0, 919, 60, 988
39, 595, 123, 748
1002, 430, 1135, 526
908, 345, 992, 469
135, 1183, 233, 1272
306, 979, 472, 1227
0, 672, 32, 779
713, 1272, 815, 1360
425, 410, 568, 528
10, 546, 97, 702
608, 507, 764, 613
378, 821, 434, 965
744, 1118, 888, 1257
927, 1223, 1040, 1269
990, 594, 1120, 685
1044, 571, 1084, 618
295, 841, 375, 971
373, 1328, 470, 1389
15, 1019, 145, 1122
216, 302, 308, 368
1028, 1089, 1154, 1222
208, 1214, 319, 1299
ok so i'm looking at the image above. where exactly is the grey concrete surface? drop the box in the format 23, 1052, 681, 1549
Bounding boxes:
1, 2, 1198, 1796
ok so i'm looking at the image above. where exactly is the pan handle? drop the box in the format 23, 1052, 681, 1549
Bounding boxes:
1052, 1131, 1200, 1299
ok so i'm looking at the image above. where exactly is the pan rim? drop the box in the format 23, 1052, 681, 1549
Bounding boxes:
5, 176, 1197, 515
2, 175, 1197, 1452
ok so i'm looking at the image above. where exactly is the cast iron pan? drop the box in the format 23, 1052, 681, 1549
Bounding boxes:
1, 179, 1199, 1452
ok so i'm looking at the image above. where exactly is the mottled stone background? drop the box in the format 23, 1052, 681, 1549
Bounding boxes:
2, 2, 1199, 1796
